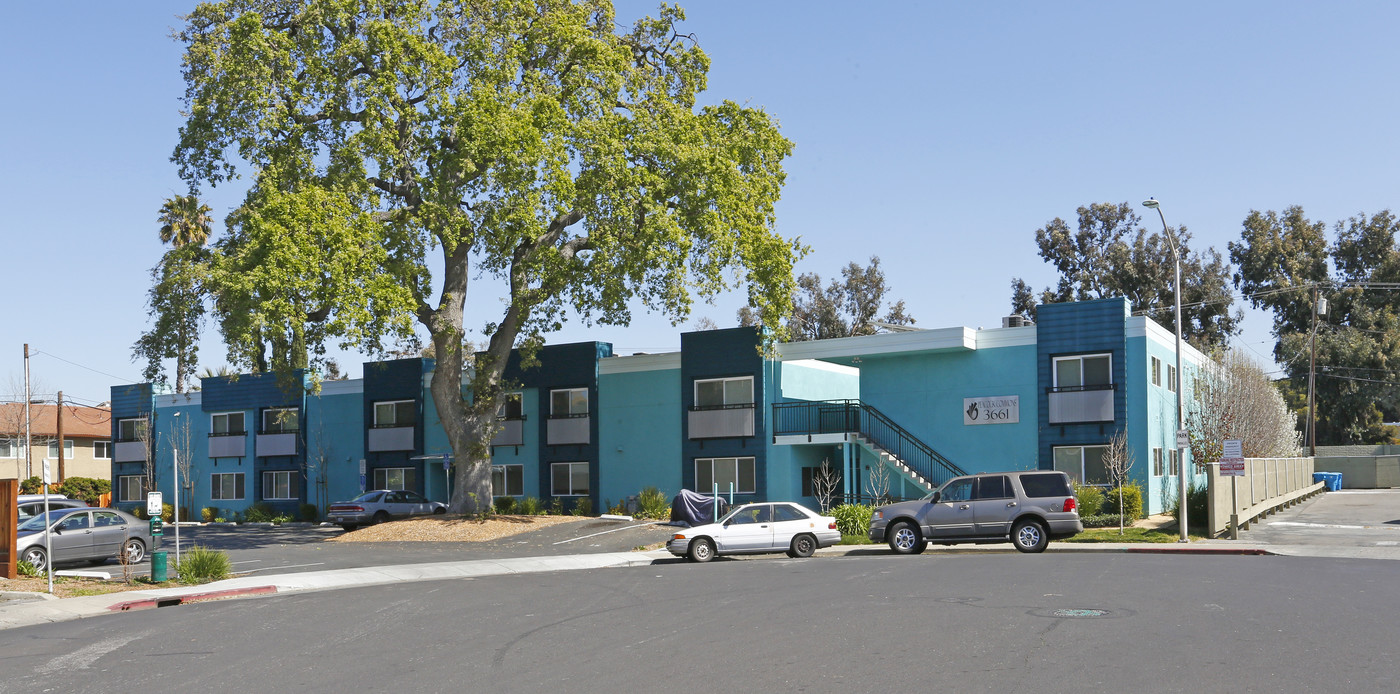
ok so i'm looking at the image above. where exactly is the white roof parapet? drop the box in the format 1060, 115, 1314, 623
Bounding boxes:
599, 351, 682, 375
775, 326, 976, 361
1128, 316, 1210, 366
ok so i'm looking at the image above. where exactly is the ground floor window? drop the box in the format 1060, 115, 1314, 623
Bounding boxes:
551, 462, 589, 496
118, 475, 146, 502
695, 457, 756, 494
1168, 449, 1180, 477
1053, 446, 1109, 485
374, 467, 416, 491
1152, 448, 1164, 477
492, 464, 523, 497
263, 470, 296, 500
801, 464, 844, 497
212, 472, 245, 501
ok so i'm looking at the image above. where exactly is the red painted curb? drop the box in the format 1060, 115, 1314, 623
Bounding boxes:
1122, 547, 1270, 556
108, 585, 278, 612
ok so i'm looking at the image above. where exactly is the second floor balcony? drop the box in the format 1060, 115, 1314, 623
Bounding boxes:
688, 403, 756, 439
546, 414, 590, 446
1047, 385, 1115, 424
208, 431, 248, 458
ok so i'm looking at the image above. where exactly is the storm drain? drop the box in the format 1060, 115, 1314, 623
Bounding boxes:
1052, 608, 1110, 618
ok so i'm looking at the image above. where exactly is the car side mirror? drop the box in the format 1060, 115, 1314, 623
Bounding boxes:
52, 525, 63, 534
931, 491, 942, 504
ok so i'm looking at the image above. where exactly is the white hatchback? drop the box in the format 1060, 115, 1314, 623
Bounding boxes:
667, 501, 841, 562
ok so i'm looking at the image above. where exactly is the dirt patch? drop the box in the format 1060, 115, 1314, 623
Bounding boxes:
1, 575, 170, 599
327, 514, 591, 543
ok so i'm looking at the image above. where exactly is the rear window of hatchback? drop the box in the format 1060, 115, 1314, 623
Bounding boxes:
1019, 473, 1073, 498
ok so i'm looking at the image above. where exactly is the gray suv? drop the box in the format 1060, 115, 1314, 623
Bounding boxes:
868, 470, 1083, 554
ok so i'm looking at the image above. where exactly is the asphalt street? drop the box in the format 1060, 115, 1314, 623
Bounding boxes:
5, 552, 1399, 693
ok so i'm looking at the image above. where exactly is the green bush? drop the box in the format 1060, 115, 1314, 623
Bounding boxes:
519, 497, 541, 515
1081, 513, 1125, 528
494, 496, 517, 514
1073, 482, 1104, 517
830, 503, 874, 538
244, 503, 277, 522
1168, 480, 1211, 532
201, 507, 218, 523
637, 486, 670, 520
1103, 484, 1144, 520
548, 497, 564, 515
160, 503, 174, 523
20, 477, 42, 494
176, 545, 232, 584
55, 477, 111, 505
572, 497, 593, 516
17, 559, 40, 578
299, 504, 319, 522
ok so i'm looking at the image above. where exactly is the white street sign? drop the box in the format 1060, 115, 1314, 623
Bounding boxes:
147, 491, 163, 516
1176, 429, 1191, 449
1220, 438, 1245, 477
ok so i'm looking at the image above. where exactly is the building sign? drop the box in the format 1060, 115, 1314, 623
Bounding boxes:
964, 396, 1019, 425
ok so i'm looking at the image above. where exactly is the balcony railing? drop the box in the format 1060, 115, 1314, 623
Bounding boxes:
547, 414, 590, 445
688, 403, 756, 439
256, 432, 299, 457
492, 417, 525, 447
208, 432, 247, 458
1047, 384, 1115, 424
368, 425, 415, 452
773, 400, 967, 489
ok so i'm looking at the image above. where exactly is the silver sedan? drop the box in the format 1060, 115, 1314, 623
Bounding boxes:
16, 507, 155, 573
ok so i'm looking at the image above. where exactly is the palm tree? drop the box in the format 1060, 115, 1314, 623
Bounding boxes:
158, 194, 213, 247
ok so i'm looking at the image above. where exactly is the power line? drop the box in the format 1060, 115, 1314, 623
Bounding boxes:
31, 350, 140, 384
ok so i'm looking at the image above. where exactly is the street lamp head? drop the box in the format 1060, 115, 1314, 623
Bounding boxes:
1142, 198, 1160, 209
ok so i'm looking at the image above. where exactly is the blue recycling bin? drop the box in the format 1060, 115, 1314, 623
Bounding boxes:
1313, 472, 1342, 491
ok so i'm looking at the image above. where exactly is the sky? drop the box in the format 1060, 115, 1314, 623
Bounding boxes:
3, 1, 1399, 408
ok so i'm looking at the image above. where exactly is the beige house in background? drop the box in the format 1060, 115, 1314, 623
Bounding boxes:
0, 403, 112, 483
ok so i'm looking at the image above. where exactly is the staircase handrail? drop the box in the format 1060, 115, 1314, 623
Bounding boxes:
772, 399, 967, 487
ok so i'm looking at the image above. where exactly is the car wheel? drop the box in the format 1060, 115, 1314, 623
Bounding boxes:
123, 539, 147, 564
372, 511, 390, 525
22, 547, 47, 573
433, 507, 446, 515
340, 523, 358, 532
887, 521, 926, 555
789, 534, 817, 559
1012, 519, 1048, 553
688, 537, 715, 563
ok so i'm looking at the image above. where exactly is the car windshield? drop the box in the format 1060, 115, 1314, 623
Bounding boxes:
17, 510, 74, 532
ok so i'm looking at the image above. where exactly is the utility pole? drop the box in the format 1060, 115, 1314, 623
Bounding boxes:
24, 344, 31, 480
56, 391, 65, 484
1307, 287, 1317, 457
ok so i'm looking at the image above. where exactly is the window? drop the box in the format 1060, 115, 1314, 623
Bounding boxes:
1151, 357, 1162, 387
1019, 473, 1073, 498
118, 417, 147, 442
1053, 354, 1113, 389
47, 440, 75, 459
93, 440, 111, 459
118, 475, 146, 502
1167, 365, 1178, 392
0, 439, 17, 458
1168, 449, 1180, 476
551, 462, 590, 496
938, 478, 974, 503
374, 400, 416, 428
373, 467, 417, 491
262, 407, 299, 434
974, 476, 1012, 500
211, 411, 246, 436
93, 511, 126, 528
492, 464, 524, 497
550, 388, 589, 418
263, 471, 296, 500
1153, 448, 1164, 476
1053, 445, 1110, 485
694, 376, 754, 408
772, 504, 807, 522
695, 457, 756, 495
212, 472, 245, 500
57, 513, 90, 532
497, 392, 524, 420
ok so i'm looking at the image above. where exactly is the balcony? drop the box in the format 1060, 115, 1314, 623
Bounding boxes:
208, 432, 247, 458
256, 430, 299, 457
368, 425, 415, 452
1047, 385, 1115, 424
113, 441, 146, 463
491, 417, 525, 447
546, 415, 590, 445
688, 404, 756, 439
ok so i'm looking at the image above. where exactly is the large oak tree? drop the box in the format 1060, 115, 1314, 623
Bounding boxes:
172, 0, 802, 512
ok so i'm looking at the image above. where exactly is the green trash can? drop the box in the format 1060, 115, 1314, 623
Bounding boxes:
151, 551, 168, 582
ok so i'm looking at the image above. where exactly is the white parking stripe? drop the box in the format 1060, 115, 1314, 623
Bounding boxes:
1269, 521, 1370, 529
35, 634, 143, 675
553, 523, 657, 545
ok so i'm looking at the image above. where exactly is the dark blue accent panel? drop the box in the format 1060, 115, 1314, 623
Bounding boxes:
680, 327, 767, 500
109, 384, 153, 441
202, 371, 307, 411
1036, 298, 1129, 469
362, 358, 432, 470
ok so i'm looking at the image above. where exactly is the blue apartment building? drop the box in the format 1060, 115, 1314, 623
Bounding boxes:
110, 297, 1206, 518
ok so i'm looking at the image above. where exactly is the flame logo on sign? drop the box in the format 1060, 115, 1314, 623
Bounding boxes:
966, 402, 979, 421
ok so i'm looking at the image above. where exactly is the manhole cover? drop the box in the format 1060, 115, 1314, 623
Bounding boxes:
1052, 608, 1110, 618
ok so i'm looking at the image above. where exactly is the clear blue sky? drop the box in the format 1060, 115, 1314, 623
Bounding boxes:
4, 1, 1398, 406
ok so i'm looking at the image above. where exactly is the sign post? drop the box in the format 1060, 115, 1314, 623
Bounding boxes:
42, 458, 53, 593
1220, 439, 1245, 539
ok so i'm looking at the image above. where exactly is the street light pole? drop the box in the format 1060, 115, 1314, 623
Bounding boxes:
172, 412, 181, 564
1143, 198, 1189, 542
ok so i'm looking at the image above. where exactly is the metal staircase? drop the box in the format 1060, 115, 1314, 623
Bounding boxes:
772, 399, 968, 493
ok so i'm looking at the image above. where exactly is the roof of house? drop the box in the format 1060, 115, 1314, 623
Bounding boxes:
0, 403, 112, 439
